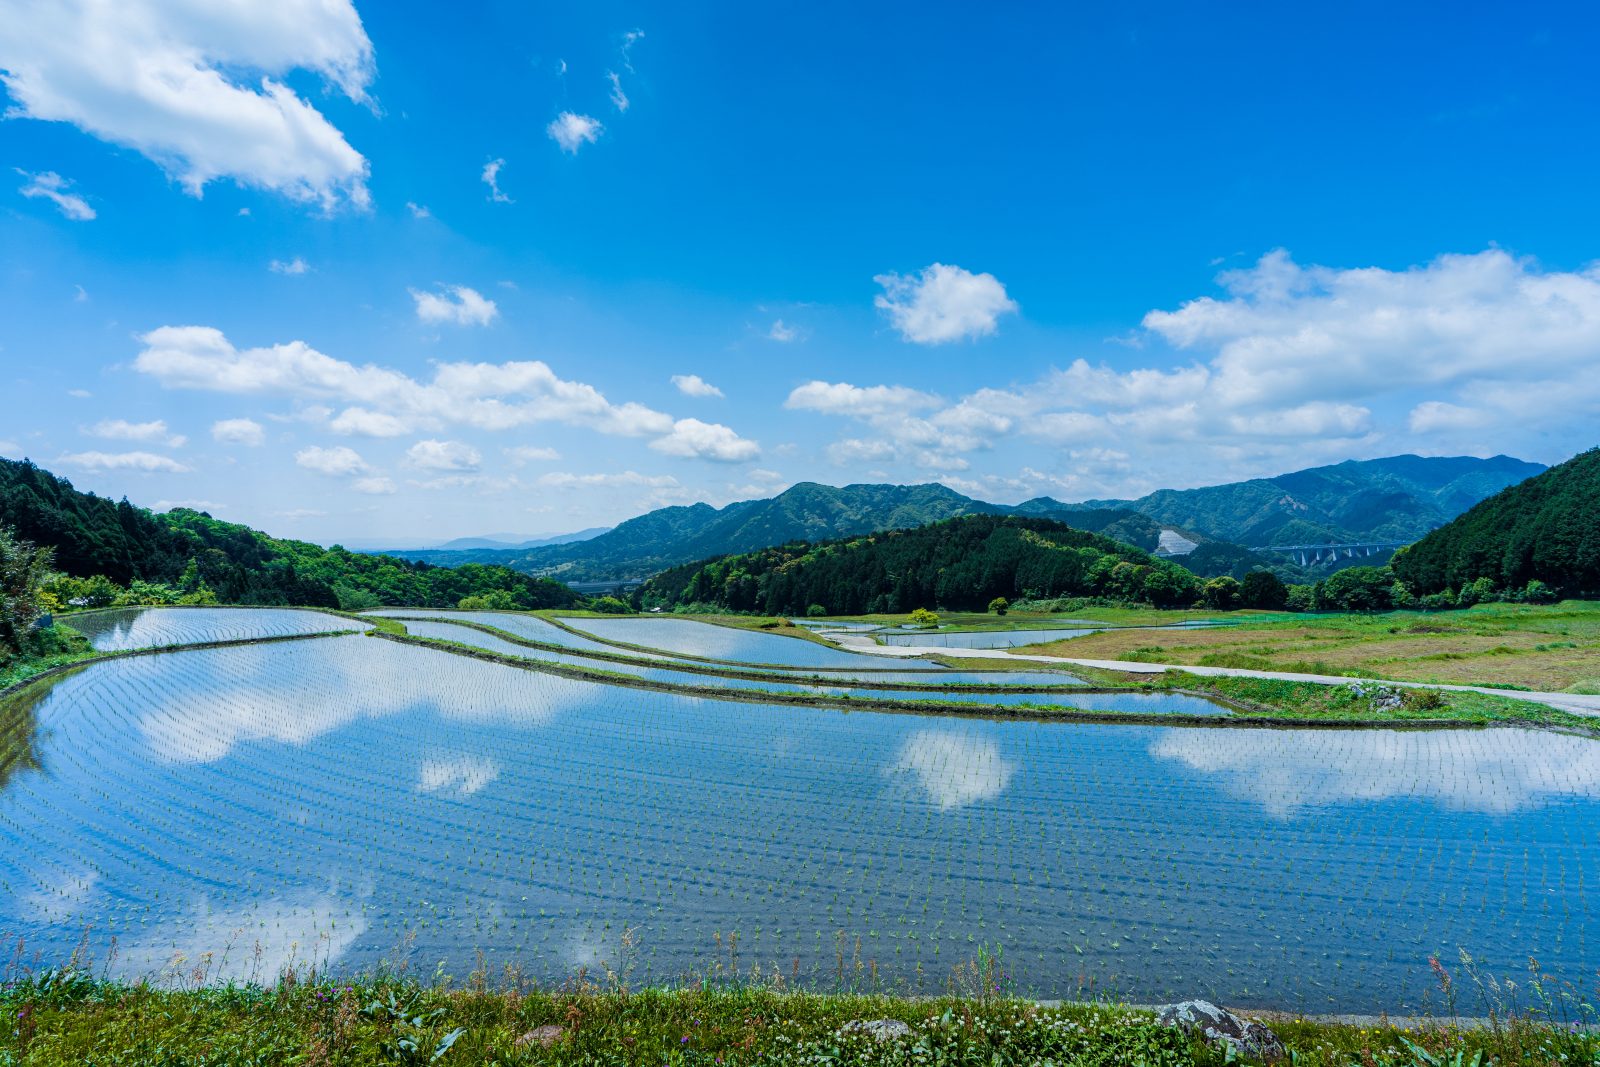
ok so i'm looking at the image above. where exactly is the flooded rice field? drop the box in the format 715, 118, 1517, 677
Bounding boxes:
1, 611, 1593, 1012
65, 606, 368, 650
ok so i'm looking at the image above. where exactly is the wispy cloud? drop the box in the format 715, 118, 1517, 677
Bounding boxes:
16, 170, 94, 220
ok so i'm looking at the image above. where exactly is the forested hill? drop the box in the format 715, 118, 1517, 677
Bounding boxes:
394, 481, 1237, 582
0, 458, 579, 610
394, 455, 1535, 582
401, 482, 1008, 579
1390, 447, 1600, 597
638, 515, 1205, 615
1052, 454, 1544, 546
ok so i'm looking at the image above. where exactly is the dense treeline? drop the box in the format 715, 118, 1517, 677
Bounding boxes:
1391, 447, 1600, 598
0, 459, 579, 612
638, 515, 1210, 614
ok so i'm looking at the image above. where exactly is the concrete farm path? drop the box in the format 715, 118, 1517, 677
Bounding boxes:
826, 633, 1600, 718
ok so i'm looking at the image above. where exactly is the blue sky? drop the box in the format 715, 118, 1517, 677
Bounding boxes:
3, 2, 1598, 545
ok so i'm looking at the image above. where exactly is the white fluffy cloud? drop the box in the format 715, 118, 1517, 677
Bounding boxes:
328, 407, 408, 437
547, 111, 602, 153
874, 263, 1018, 344
268, 256, 309, 275
671, 373, 723, 398
16, 169, 94, 220
211, 418, 264, 446
767, 319, 802, 342
785, 380, 939, 418
410, 285, 498, 327
794, 249, 1600, 495
1143, 248, 1600, 408
294, 445, 367, 476
351, 475, 395, 495
650, 418, 760, 462
59, 450, 190, 473
405, 439, 481, 471
0, 0, 373, 209
134, 325, 757, 460
85, 418, 185, 447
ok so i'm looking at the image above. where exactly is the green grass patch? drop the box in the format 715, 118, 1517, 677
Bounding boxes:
1, 972, 1595, 1066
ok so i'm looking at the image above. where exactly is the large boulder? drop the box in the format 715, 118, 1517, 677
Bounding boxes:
838, 1018, 913, 1043
1156, 1001, 1284, 1062
514, 1024, 565, 1048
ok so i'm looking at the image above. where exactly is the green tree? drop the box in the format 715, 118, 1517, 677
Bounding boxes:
1239, 570, 1288, 610
1, 524, 54, 656
909, 607, 939, 627
588, 596, 632, 614
987, 596, 1009, 615
1141, 566, 1198, 608
805, 603, 827, 617
1285, 584, 1316, 612
1200, 576, 1242, 610
1318, 566, 1395, 613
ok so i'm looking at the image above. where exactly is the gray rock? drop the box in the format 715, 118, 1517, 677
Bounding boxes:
515, 1024, 565, 1048
1156, 1000, 1284, 1062
839, 1018, 913, 1042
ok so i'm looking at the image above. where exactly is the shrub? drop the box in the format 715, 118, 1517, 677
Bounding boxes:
588, 596, 632, 614
987, 596, 1009, 616
909, 607, 939, 627
805, 603, 827, 617
459, 589, 517, 610
1521, 579, 1558, 604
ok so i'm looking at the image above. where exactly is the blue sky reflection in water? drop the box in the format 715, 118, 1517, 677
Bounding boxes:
2, 634, 1597, 1012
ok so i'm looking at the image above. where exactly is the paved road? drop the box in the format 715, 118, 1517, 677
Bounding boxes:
828, 633, 1600, 718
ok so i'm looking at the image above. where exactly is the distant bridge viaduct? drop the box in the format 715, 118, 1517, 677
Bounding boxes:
1249, 541, 1409, 567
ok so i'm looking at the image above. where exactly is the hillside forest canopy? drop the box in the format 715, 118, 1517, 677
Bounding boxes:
0, 458, 579, 614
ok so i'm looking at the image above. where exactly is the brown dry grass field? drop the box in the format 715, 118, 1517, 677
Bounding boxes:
1018, 601, 1600, 692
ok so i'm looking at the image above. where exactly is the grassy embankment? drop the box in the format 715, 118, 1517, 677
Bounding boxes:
1016, 601, 1600, 693
3, 970, 1596, 1066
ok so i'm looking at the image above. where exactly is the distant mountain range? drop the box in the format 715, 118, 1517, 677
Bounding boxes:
388, 454, 1543, 584
386, 527, 610, 556
1060, 454, 1545, 547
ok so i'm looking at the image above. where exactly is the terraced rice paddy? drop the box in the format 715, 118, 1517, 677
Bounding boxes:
2, 610, 1596, 1013
876, 627, 1100, 648
565, 616, 940, 668
398, 618, 1218, 713
65, 606, 369, 650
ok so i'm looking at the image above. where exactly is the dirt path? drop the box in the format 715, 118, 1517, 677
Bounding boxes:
827, 633, 1600, 717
